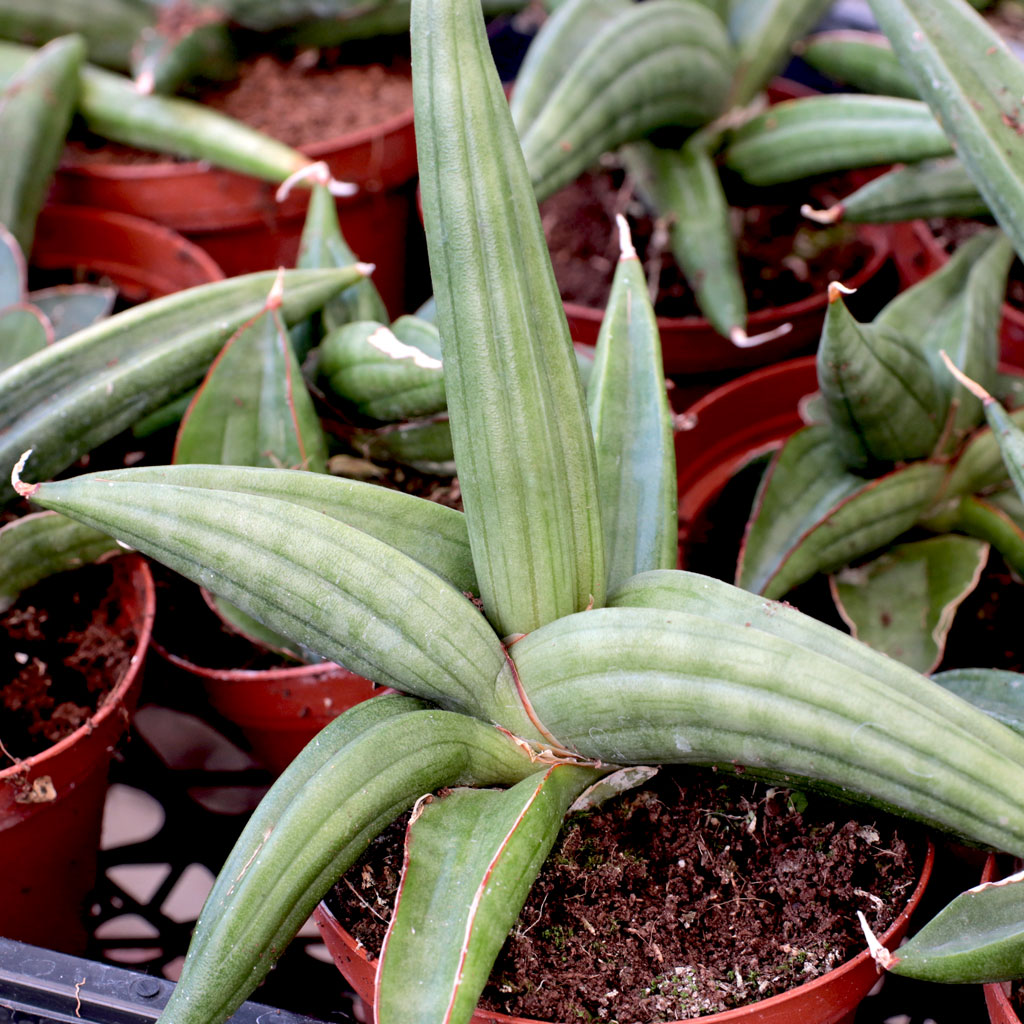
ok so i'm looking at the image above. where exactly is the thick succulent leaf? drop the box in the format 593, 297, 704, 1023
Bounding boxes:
737, 426, 945, 598
0, 222, 25, 309
414, 0, 605, 637
508, 0, 629, 137
174, 289, 327, 472
723, 95, 951, 187
38, 463, 476, 593
622, 135, 745, 340
0, 510, 118, 612
318, 316, 446, 421
829, 158, 989, 224
941, 494, 1024, 578
131, 18, 235, 96
727, 0, 833, 106
868, 0, 1024, 262
510, 603, 1024, 854
587, 221, 676, 591
0, 305, 52, 372
795, 29, 919, 98
932, 668, 1024, 738
829, 535, 989, 673
608, 568, 1024, 765
0, 34, 83, 254
378, 765, 602, 1024
978, 395, 1024, 506
882, 865, 1024, 983
0, 267, 365, 505
23, 473, 525, 730
353, 415, 456, 476
816, 289, 945, 470
29, 284, 116, 342
159, 695, 542, 1024
207, 593, 325, 664
296, 183, 387, 339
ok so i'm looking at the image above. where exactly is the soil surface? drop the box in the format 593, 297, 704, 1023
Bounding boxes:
63, 45, 413, 165
328, 766, 921, 1021
539, 164, 873, 321
0, 561, 135, 762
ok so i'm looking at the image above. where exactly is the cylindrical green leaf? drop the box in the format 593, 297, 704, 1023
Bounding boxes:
413, 0, 605, 637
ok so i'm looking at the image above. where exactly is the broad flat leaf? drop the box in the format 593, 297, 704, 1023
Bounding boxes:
378, 765, 602, 1024
817, 289, 945, 470
415, 0, 605, 636
830, 535, 989, 673
883, 864, 1024, 983
318, 315, 446, 421
30, 284, 116, 341
932, 668, 1024, 738
0, 222, 25, 308
0, 510, 118, 612
0, 304, 52, 372
868, 0, 1024, 262
174, 290, 327, 472
875, 229, 1012, 447
738, 426, 944, 598
587, 220, 676, 591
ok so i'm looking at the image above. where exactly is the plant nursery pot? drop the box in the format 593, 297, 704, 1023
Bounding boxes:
675, 355, 816, 567
157, 646, 379, 776
888, 219, 1024, 371
0, 554, 154, 954
30, 204, 225, 302
313, 840, 933, 1024
981, 854, 1023, 1024
50, 95, 415, 316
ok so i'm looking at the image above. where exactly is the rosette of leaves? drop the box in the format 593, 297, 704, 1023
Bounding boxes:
735, 224, 1024, 674
12, 5, 1024, 1024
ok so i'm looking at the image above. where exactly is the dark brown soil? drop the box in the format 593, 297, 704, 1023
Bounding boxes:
540, 164, 873, 321
63, 46, 413, 165
328, 766, 921, 1021
0, 561, 136, 762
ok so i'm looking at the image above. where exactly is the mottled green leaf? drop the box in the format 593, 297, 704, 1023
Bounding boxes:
932, 668, 1024, 738
830, 535, 988, 673
0, 305, 52, 372
30, 284, 116, 342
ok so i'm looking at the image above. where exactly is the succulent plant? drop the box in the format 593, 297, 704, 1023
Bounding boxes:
10, 4, 1024, 1024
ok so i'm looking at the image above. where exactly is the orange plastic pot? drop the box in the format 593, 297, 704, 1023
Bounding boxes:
50, 101, 415, 316
0, 554, 154, 954
981, 854, 1023, 1024
889, 219, 1024, 371
314, 841, 933, 1024
156, 642, 379, 776
30, 204, 225, 300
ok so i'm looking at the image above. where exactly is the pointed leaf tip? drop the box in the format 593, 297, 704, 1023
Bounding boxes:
275, 161, 359, 202
857, 910, 897, 971
828, 281, 858, 303
11, 450, 38, 498
730, 322, 794, 348
802, 202, 843, 224
615, 214, 638, 262
266, 267, 286, 310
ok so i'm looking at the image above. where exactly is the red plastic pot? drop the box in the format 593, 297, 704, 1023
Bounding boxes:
30, 204, 225, 301
888, 219, 1024, 370
981, 854, 1023, 1024
675, 356, 816, 566
156, 643, 379, 776
314, 841, 933, 1024
50, 95, 415, 316
0, 554, 154, 954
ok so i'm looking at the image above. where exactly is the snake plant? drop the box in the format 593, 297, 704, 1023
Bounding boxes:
12, 3, 1024, 1023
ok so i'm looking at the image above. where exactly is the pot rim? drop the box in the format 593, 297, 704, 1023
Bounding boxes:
0, 552, 154, 779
